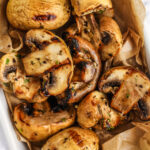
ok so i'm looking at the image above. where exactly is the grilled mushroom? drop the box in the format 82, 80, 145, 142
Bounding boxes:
0, 53, 20, 83
111, 71, 150, 115
23, 29, 73, 96
42, 127, 99, 150
99, 16, 123, 61
98, 66, 134, 99
77, 91, 125, 129
76, 14, 101, 50
99, 66, 150, 116
41, 64, 72, 96
23, 29, 73, 76
14, 101, 75, 142
0, 53, 21, 93
12, 71, 47, 103
57, 36, 101, 104
7, 0, 71, 30
71, 0, 112, 16
62, 14, 101, 50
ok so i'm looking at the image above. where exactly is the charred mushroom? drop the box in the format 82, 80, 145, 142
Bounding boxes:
57, 35, 101, 104
14, 101, 75, 142
23, 29, 73, 76
99, 66, 150, 116
76, 14, 101, 50
23, 29, 73, 96
62, 14, 101, 50
12, 70, 47, 103
98, 66, 134, 99
42, 64, 72, 96
7, 0, 71, 30
42, 127, 99, 150
111, 71, 150, 115
71, 0, 112, 16
77, 91, 125, 129
99, 16, 123, 61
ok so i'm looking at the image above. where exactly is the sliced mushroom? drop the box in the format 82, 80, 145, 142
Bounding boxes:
99, 66, 150, 115
137, 90, 150, 120
42, 127, 99, 150
71, 0, 112, 16
77, 91, 125, 129
62, 14, 101, 50
57, 36, 101, 104
22, 29, 73, 76
99, 16, 123, 61
98, 66, 134, 99
14, 101, 75, 142
22, 29, 73, 96
111, 71, 150, 115
41, 64, 72, 96
0, 52, 20, 83
76, 14, 101, 50
12, 72, 46, 102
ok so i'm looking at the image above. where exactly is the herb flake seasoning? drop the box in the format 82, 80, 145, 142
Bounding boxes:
24, 78, 30, 83
3, 82, 10, 87
61, 118, 66, 122
126, 93, 130, 98
18, 128, 23, 133
6, 58, 10, 64
98, 10, 104, 14
55, 60, 59, 65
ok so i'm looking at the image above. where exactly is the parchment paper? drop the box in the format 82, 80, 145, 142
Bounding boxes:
0, 0, 149, 150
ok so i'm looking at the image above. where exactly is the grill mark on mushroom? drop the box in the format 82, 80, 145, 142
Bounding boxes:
68, 130, 84, 147
29, 39, 50, 50
77, 61, 87, 70
19, 114, 30, 127
67, 37, 80, 56
103, 81, 121, 89
49, 72, 56, 85
32, 14, 57, 21
51, 37, 60, 42
138, 99, 148, 118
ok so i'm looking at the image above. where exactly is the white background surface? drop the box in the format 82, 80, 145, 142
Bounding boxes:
0, 0, 150, 150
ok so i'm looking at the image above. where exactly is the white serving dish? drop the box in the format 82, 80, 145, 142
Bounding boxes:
0, 0, 150, 150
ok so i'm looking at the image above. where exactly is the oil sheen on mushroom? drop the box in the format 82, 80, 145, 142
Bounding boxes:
14, 101, 75, 142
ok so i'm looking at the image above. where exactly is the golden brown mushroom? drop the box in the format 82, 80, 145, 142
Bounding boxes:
57, 35, 101, 104
99, 16, 123, 61
0, 52, 47, 102
14, 101, 75, 142
71, 0, 112, 16
62, 14, 101, 50
99, 66, 150, 116
0, 53, 20, 83
23, 29, 73, 96
7, 0, 71, 30
77, 91, 125, 129
12, 70, 47, 103
111, 71, 150, 115
42, 127, 99, 150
